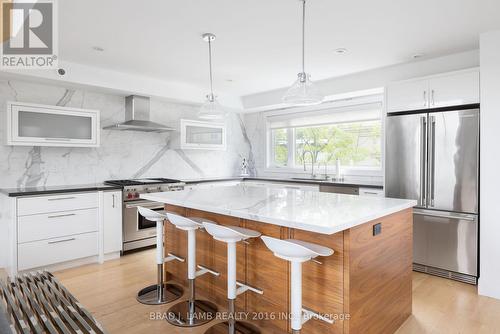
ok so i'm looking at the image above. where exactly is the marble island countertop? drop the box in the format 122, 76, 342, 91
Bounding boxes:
141, 184, 415, 234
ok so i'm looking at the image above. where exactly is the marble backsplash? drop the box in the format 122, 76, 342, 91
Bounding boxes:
0, 79, 255, 189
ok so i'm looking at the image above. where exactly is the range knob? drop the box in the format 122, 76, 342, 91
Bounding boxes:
127, 193, 133, 199
134, 192, 140, 198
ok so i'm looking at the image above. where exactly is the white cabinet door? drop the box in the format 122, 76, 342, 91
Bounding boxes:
18, 232, 98, 271
359, 187, 384, 197
180, 119, 226, 150
386, 79, 429, 113
17, 192, 98, 216
428, 70, 480, 108
102, 191, 122, 254
7, 102, 100, 147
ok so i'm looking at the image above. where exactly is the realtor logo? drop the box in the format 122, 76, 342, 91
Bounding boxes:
1, 0, 58, 69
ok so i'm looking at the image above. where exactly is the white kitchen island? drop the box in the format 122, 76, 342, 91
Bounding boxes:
142, 184, 417, 334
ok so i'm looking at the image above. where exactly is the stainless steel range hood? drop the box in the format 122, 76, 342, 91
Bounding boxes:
103, 95, 175, 132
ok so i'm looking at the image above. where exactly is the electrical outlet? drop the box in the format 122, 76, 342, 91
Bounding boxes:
373, 223, 382, 236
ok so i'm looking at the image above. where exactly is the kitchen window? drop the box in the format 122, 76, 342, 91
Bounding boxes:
267, 97, 383, 171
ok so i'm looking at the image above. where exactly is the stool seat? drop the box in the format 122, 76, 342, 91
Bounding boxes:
261, 236, 334, 262
137, 206, 167, 222
202, 222, 261, 243
166, 213, 219, 231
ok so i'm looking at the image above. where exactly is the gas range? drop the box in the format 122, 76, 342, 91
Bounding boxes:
104, 178, 185, 252
105, 178, 185, 202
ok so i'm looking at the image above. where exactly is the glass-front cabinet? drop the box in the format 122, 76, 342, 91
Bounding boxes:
180, 119, 226, 150
6, 102, 100, 147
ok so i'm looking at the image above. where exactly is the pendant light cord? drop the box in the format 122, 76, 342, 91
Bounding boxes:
208, 38, 214, 98
301, 0, 306, 74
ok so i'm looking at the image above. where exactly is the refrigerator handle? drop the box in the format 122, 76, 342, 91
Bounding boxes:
414, 211, 476, 222
420, 116, 427, 207
429, 116, 436, 207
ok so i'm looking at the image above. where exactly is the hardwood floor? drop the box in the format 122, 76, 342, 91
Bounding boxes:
54, 249, 500, 334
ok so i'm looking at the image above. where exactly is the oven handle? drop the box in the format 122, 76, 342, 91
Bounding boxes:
125, 201, 164, 209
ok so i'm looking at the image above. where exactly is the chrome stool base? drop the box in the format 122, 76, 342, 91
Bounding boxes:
167, 299, 218, 327
204, 321, 261, 334
136, 283, 183, 305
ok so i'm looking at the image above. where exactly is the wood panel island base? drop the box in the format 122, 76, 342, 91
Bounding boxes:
162, 206, 413, 334
141, 185, 416, 334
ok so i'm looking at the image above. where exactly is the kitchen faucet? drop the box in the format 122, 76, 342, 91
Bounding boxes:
302, 150, 315, 178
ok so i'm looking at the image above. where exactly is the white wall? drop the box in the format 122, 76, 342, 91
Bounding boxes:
478, 30, 500, 300
242, 50, 479, 110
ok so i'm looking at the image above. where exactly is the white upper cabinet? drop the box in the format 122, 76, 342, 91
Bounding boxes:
6, 102, 100, 147
386, 79, 430, 112
386, 69, 480, 113
428, 70, 480, 108
180, 119, 226, 150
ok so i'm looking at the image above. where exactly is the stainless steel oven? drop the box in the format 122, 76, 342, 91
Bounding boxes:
104, 178, 185, 252
123, 200, 164, 251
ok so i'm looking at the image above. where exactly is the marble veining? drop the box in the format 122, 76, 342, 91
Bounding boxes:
237, 114, 257, 176
142, 184, 416, 234
0, 79, 251, 188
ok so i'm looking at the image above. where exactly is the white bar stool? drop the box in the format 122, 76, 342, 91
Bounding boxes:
261, 236, 335, 334
203, 222, 263, 334
136, 207, 184, 305
165, 213, 220, 327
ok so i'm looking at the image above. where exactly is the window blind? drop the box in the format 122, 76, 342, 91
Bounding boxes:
267, 102, 382, 129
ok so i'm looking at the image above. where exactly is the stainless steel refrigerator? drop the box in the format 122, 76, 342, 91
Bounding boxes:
385, 106, 479, 284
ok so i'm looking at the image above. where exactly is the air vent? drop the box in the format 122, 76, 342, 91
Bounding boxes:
412, 263, 477, 285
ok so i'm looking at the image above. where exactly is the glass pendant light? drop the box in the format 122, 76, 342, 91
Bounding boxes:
282, 0, 324, 106
198, 33, 227, 120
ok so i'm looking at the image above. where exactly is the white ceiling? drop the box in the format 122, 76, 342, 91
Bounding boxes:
60, 0, 500, 98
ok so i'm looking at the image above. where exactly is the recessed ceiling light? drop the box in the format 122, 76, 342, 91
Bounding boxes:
92, 46, 104, 52
334, 48, 348, 54
412, 53, 425, 59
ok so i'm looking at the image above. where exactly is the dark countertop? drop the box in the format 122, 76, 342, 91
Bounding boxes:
0, 176, 382, 198
182, 176, 384, 189
0, 183, 122, 197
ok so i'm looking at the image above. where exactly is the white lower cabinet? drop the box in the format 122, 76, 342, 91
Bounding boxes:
18, 232, 99, 271
12, 189, 122, 273
359, 187, 384, 197
102, 191, 123, 254
18, 208, 98, 243
17, 192, 98, 216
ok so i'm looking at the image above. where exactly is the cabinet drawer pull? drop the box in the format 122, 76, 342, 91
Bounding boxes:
47, 196, 76, 201
363, 191, 379, 195
48, 238, 76, 244
44, 138, 72, 141
48, 213, 76, 219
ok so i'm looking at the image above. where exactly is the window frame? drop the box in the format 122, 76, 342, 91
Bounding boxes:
265, 95, 384, 176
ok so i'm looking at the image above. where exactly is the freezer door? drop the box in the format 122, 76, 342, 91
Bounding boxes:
385, 113, 427, 207
428, 109, 479, 213
413, 209, 477, 276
